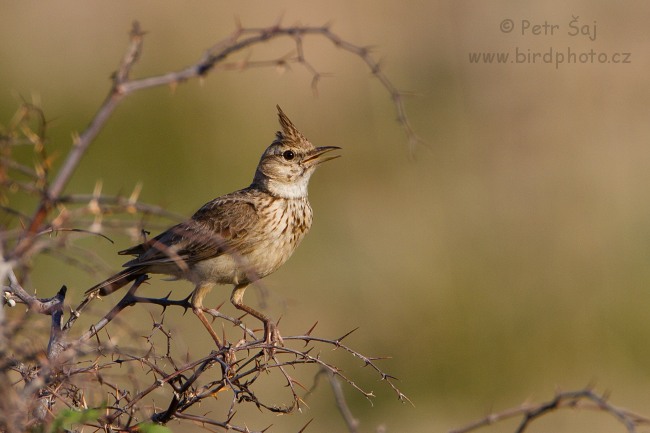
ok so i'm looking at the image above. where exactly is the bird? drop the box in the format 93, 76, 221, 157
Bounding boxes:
85, 106, 340, 347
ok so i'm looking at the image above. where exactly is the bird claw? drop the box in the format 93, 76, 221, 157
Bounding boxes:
264, 322, 283, 349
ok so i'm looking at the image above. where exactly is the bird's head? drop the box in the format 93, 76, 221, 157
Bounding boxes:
253, 106, 340, 198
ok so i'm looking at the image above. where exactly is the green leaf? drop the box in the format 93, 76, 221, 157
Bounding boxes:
49, 408, 100, 433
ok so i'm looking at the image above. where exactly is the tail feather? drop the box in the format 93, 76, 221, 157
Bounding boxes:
85, 266, 147, 297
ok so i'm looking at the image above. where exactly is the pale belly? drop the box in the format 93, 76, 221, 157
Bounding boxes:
187, 198, 312, 287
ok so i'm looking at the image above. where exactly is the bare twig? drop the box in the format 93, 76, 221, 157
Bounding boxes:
326, 369, 360, 433
450, 387, 650, 433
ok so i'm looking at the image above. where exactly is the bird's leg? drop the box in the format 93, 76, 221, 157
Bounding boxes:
191, 284, 223, 348
194, 308, 223, 348
230, 284, 282, 345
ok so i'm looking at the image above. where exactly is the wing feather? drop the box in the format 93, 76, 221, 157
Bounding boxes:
119, 193, 260, 270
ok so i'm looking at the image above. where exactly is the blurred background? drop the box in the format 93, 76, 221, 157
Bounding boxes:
2, 1, 650, 432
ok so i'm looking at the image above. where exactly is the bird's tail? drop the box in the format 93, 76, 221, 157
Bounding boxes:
85, 267, 146, 297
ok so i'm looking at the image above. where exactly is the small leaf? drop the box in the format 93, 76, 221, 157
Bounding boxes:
49, 408, 100, 433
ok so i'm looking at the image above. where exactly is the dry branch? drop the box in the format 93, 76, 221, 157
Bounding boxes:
0, 19, 417, 433
450, 387, 650, 433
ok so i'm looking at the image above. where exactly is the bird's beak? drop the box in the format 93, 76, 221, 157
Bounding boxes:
303, 146, 342, 167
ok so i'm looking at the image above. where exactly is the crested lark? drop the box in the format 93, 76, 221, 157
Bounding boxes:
85, 106, 340, 346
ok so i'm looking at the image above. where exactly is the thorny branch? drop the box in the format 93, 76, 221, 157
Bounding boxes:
0, 19, 418, 433
2, 19, 650, 433
2, 270, 407, 431
449, 387, 650, 433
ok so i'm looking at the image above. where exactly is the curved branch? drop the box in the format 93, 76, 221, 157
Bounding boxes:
10, 21, 419, 263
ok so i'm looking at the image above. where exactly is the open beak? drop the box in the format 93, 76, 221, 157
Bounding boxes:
303, 146, 342, 167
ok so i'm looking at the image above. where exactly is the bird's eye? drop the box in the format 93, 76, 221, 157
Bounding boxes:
282, 150, 295, 160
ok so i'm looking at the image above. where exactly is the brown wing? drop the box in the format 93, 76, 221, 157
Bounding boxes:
119, 192, 260, 270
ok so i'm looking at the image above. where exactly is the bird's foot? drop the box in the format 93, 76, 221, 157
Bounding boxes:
263, 321, 283, 354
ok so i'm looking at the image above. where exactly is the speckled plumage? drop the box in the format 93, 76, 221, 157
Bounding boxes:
86, 106, 339, 346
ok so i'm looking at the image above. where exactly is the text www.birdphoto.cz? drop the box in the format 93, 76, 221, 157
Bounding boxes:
468, 15, 632, 69
469, 47, 631, 69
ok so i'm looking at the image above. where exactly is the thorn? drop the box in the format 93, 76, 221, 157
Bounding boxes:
130, 20, 146, 38
305, 321, 318, 336
400, 393, 414, 406
71, 130, 81, 146
271, 12, 284, 30
181, 293, 193, 314
234, 16, 243, 32
336, 327, 359, 345
297, 396, 310, 410
360, 44, 377, 56
92, 179, 103, 199
297, 419, 313, 433
601, 388, 611, 401
127, 182, 142, 213
291, 378, 308, 392
370, 58, 382, 75
367, 355, 390, 362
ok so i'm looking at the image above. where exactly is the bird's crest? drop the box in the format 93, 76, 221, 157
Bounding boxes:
275, 105, 307, 146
